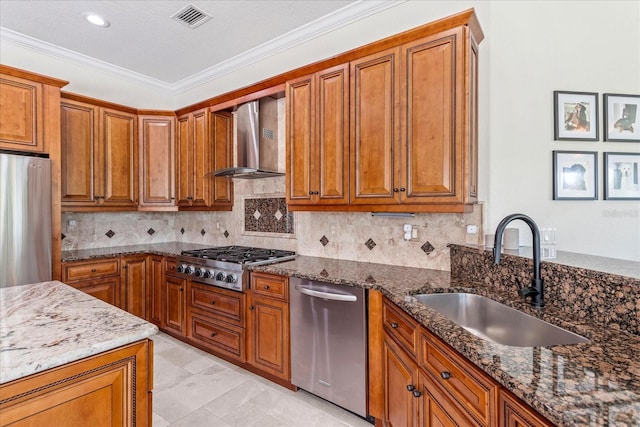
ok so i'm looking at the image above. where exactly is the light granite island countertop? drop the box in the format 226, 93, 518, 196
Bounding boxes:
0, 280, 158, 384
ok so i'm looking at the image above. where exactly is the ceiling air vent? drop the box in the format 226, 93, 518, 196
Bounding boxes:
171, 4, 212, 29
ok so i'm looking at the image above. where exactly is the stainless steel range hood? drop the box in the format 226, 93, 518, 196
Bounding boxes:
211, 97, 283, 179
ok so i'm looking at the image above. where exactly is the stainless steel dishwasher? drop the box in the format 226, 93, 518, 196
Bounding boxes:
290, 277, 367, 417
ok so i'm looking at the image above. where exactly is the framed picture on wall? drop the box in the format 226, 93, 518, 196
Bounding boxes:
553, 91, 599, 141
552, 151, 598, 200
603, 152, 640, 200
603, 94, 640, 142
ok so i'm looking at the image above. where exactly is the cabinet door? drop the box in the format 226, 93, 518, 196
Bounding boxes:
350, 47, 401, 204
175, 113, 192, 206
138, 115, 175, 207
383, 337, 418, 427
69, 277, 121, 308
148, 255, 164, 326
247, 294, 290, 380
316, 64, 349, 204
286, 74, 314, 204
211, 110, 233, 207
0, 74, 43, 152
191, 108, 212, 207
418, 370, 478, 427
121, 255, 147, 318
61, 100, 98, 205
99, 107, 137, 207
499, 390, 553, 427
401, 28, 462, 203
165, 275, 186, 337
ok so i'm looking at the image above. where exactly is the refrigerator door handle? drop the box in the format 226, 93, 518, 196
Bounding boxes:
295, 285, 357, 302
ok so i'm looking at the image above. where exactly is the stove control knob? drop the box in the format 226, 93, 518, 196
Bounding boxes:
184, 265, 195, 275
225, 273, 237, 284
195, 267, 206, 277
203, 269, 214, 279
215, 272, 226, 282
176, 264, 187, 273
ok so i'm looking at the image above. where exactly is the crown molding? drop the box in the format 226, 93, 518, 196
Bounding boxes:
0, 0, 405, 96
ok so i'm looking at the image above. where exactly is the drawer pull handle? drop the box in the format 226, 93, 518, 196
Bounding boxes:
406, 385, 415, 392
91, 269, 97, 272
390, 322, 399, 329
441, 371, 452, 380
264, 285, 270, 290
412, 390, 422, 398
210, 332, 217, 337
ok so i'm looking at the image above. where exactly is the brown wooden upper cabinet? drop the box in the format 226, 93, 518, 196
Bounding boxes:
286, 63, 350, 206
176, 108, 233, 210
61, 95, 138, 210
138, 114, 176, 209
286, 12, 482, 213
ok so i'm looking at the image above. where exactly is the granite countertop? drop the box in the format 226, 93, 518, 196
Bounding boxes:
253, 256, 640, 427
61, 242, 213, 262
0, 281, 158, 384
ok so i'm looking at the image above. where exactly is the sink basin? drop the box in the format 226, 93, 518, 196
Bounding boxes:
414, 293, 589, 347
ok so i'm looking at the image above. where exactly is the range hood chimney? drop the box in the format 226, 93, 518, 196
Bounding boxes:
211, 97, 283, 179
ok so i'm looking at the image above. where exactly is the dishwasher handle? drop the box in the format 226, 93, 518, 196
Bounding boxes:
295, 285, 358, 302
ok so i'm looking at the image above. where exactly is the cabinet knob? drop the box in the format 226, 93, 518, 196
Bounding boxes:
264, 285, 270, 290
393, 188, 399, 192
390, 322, 399, 329
400, 187, 406, 192
210, 300, 216, 305
412, 390, 422, 398
406, 384, 415, 392
210, 332, 217, 337
180, 287, 184, 292
249, 306, 254, 310
91, 268, 97, 272
441, 371, 452, 380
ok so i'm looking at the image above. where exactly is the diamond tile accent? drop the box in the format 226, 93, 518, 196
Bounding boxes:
61, 233, 66, 240
147, 228, 155, 236
180, 227, 185, 235
274, 210, 283, 221
320, 269, 329, 277
253, 210, 261, 220
319, 235, 329, 246
224, 230, 229, 238
365, 238, 376, 250
200, 229, 206, 236
421, 241, 435, 255
105, 230, 115, 238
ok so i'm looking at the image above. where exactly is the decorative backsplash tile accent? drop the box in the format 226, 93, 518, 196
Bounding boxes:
180, 227, 185, 235
421, 241, 435, 255
147, 228, 155, 236
244, 197, 294, 234
320, 236, 329, 246
200, 229, 206, 236
105, 230, 115, 238
224, 230, 229, 238
365, 238, 376, 250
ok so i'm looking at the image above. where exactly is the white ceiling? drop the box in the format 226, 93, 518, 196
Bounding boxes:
0, 1, 397, 89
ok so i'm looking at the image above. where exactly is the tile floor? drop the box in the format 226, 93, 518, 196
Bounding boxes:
151, 333, 375, 427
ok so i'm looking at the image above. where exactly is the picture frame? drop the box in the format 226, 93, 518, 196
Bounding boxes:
603, 94, 640, 142
552, 151, 598, 200
553, 91, 599, 141
603, 152, 640, 200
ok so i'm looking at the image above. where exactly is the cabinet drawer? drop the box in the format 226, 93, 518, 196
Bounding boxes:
188, 312, 244, 361
165, 257, 178, 276
382, 299, 419, 357
419, 329, 498, 425
62, 258, 121, 282
188, 282, 244, 326
250, 272, 288, 301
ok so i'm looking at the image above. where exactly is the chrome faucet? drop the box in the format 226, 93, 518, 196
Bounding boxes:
493, 213, 544, 308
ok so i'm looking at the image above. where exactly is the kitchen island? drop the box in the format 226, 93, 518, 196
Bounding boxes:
0, 280, 158, 426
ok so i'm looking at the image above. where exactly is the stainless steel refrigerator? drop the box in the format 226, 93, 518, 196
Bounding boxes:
0, 152, 52, 288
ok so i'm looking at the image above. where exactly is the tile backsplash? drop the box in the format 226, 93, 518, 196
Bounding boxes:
62, 178, 482, 271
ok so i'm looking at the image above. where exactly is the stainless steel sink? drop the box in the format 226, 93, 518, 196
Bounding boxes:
414, 293, 589, 347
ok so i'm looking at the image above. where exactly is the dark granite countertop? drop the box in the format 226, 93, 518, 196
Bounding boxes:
61, 242, 212, 262
253, 256, 640, 427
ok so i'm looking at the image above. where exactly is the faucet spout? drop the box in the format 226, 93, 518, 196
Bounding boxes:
493, 213, 544, 307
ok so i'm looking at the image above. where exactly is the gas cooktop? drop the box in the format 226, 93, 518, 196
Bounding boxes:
181, 246, 296, 265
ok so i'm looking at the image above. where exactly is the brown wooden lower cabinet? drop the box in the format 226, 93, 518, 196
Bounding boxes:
499, 390, 554, 427
148, 255, 165, 327
164, 274, 187, 337
62, 258, 122, 307
71, 276, 121, 307
0, 339, 153, 427
121, 254, 148, 318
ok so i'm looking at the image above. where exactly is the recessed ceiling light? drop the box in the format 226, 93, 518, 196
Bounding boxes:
84, 13, 110, 27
